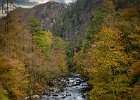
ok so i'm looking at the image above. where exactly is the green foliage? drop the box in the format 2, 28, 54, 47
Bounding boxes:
50, 36, 68, 76
0, 86, 9, 100
28, 18, 43, 35
28, 17, 68, 92
28, 18, 41, 29
29, 18, 53, 55
83, 0, 115, 50
33, 31, 53, 54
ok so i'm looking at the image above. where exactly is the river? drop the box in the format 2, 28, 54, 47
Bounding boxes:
40, 73, 88, 100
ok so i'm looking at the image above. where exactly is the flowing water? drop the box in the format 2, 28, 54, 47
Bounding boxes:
41, 73, 88, 100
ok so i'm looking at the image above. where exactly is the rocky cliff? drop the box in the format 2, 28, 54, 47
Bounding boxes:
10, 0, 102, 41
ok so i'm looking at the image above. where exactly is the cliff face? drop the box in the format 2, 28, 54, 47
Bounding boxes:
28, 0, 102, 39
29, 2, 66, 31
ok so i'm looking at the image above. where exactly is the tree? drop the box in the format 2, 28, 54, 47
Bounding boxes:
86, 27, 131, 100
0, 59, 28, 99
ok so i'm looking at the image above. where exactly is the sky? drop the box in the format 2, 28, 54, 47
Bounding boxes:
39, 0, 75, 4
0, 0, 76, 19
13, 0, 76, 8
0, 0, 76, 16
15, 0, 75, 4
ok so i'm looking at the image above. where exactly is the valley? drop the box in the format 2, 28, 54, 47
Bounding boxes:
40, 73, 88, 100
0, 0, 140, 100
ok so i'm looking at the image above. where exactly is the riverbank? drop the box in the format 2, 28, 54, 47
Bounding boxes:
25, 73, 89, 100
41, 73, 88, 100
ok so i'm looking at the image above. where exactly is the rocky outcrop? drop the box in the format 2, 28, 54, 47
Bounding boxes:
10, 0, 102, 40
28, 2, 66, 31
8, 1, 66, 30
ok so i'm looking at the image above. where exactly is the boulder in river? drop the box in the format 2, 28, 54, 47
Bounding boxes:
32, 95, 40, 99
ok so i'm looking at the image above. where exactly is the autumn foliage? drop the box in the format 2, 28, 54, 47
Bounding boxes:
74, 0, 140, 99
0, 16, 68, 99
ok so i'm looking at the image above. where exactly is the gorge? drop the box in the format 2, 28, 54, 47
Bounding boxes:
0, 0, 140, 100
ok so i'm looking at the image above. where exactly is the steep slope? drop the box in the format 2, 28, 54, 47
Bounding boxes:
12, 0, 102, 52
4, 1, 66, 29
28, 2, 66, 31
53, 0, 102, 39
74, 0, 140, 99
0, 7, 68, 99
9, 0, 103, 68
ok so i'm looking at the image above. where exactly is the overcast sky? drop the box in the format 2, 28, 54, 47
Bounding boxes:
15, 0, 75, 4
13, 0, 76, 8
0, 0, 76, 8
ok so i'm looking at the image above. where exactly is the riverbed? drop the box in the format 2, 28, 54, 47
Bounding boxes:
41, 73, 88, 100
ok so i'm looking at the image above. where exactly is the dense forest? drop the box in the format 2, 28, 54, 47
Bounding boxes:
0, 12, 68, 99
74, 0, 140, 99
0, 0, 140, 100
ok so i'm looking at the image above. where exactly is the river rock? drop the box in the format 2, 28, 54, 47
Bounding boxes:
40, 73, 88, 100
25, 96, 29, 100
32, 95, 40, 99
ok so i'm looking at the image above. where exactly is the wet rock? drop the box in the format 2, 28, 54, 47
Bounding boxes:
66, 93, 71, 96
40, 73, 88, 100
32, 95, 40, 99
42, 90, 49, 95
41, 95, 48, 98
25, 96, 29, 100
69, 78, 75, 83
50, 87, 60, 93
81, 83, 88, 87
